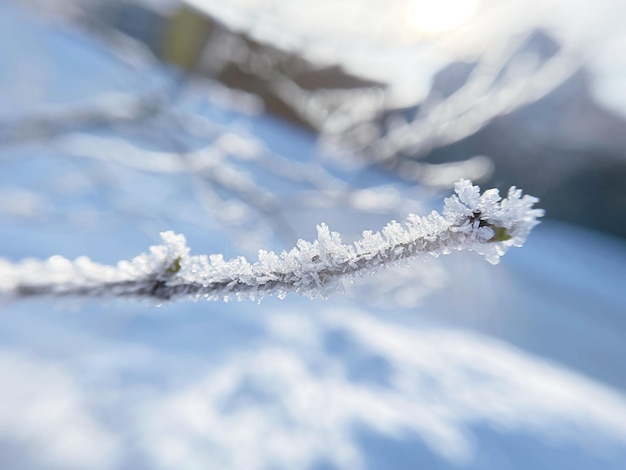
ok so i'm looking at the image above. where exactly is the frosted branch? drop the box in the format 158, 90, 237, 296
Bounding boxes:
0, 180, 543, 303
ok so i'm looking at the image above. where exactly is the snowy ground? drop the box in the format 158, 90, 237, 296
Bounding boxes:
1, 2, 626, 469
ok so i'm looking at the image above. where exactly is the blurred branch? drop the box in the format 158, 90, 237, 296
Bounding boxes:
274, 32, 582, 187
371, 45, 582, 166
0, 90, 166, 145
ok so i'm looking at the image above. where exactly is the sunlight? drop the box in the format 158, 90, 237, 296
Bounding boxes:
405, 0, 481, 34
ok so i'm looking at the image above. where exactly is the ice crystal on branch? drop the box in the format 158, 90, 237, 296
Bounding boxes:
0, 180, 543, 303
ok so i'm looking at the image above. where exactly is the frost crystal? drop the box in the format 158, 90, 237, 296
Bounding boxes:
0, 180, 543, 302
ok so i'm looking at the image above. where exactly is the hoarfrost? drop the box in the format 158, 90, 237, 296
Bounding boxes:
0, 180, 543, 302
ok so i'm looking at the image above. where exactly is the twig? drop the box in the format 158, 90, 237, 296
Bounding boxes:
0, 180, 543, 303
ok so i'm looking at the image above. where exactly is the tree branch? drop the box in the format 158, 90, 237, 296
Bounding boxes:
0, 180, 543, 303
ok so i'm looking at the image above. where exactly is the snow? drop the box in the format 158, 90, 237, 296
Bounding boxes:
0, 2, 625, 469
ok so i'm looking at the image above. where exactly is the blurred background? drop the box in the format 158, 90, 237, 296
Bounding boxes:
1, 0, 626, 468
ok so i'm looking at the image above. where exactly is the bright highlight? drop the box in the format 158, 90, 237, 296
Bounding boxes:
406, 0, 480, 34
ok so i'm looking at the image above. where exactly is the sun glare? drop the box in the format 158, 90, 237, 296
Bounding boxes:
406, 0, 481, 34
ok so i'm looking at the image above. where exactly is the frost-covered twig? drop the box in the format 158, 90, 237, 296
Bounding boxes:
0, 180, 543, 303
